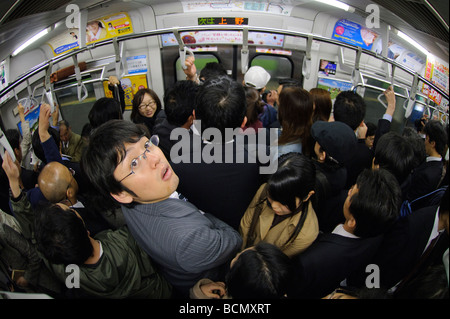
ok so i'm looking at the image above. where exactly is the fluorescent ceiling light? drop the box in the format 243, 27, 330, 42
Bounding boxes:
397, 30, 429, 56
12, 28, 50, 57
315, 0, 354, 12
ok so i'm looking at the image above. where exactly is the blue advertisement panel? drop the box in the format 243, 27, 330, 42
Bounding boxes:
332, 19, 378, 50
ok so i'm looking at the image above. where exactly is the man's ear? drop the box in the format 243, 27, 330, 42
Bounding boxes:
346, 215, 356, 230
372, 157, 379, 170
240, 116, 248, 129
110, 191, 134, 204
318, 149, 326, 163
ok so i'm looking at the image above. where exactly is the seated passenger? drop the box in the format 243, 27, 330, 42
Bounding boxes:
58, 120, 86, 163
170, 75, 263, 230
289, 169, 401, 299
190, 242, 292, 299
239, 153, 319, 258
34, 202, 172, 299
153, 80, 198, 161
407, 119, 447, 201
82, 120, 242, 297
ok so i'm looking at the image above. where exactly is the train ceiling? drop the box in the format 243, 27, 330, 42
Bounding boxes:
0, 0, 448, 63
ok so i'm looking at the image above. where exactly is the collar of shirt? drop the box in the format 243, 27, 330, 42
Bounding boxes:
332, 224, 359, 239
422, 206, 444, 255
426, 156, 442, 162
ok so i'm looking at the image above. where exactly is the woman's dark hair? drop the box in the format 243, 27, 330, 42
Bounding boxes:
226, 242, 292, 299
245, 153, 316, 249
244, 86, 264, 126
278, 87, 314, 155
267, 153, 316, 247
34, 203, 93, 265
310, 88, 332, 123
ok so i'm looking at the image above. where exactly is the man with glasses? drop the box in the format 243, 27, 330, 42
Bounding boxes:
82, 120, 242, 297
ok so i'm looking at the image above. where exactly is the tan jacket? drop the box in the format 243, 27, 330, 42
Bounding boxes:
239, 184, 319, 258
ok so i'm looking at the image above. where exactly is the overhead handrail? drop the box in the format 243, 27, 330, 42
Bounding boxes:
241, 26, 249, 74
377, 64, 397, 108
71, 55, 88, 102
405, 74, 419, 118
1, 25, 448, 104
302, 34, 313, 80
172, 28, 194, 70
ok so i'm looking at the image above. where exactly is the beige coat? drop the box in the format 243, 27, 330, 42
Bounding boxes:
239, 183, 319, 258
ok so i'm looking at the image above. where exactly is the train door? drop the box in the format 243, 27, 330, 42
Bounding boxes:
161, 43, 304, 94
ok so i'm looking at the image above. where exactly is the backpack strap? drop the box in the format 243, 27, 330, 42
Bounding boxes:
244, 185, 268, 249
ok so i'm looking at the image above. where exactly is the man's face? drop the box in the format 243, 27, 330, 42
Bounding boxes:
112, 136, 179, 204
343, 184, 359, 220
60, 125, 71, 143
424, 135, 433, 156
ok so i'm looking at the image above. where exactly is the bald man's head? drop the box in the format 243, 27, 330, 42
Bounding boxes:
38, 162, 77, 203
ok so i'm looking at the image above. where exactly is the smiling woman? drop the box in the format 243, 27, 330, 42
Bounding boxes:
130, 88, 163, 134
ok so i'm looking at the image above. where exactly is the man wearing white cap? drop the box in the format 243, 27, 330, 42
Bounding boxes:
243, 66, 277, 128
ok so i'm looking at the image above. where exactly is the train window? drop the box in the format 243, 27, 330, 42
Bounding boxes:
250, 55, 293, 90
175, 54, 220, 82
54, 82, 97, 135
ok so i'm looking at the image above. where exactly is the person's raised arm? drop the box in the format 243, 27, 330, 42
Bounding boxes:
38, 103, 52, 143
183, 56, 199, 83
2, 152, 21, 199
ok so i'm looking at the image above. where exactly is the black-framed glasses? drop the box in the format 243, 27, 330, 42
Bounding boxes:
118, 135, 160, 183
138, 101, 157, 110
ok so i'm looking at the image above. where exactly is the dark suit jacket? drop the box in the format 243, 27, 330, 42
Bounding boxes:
407, 160, 443, 201
152, 118, 183, 162
289, 232, 383, 299
369, 205, 448, 289
170, 133, 263, 230
344, 139, 373, 189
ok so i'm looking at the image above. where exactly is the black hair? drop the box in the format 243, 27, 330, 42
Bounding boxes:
34, 203, 93, 265
366, 121, 377, 137
424, 119, 448, 158
163, 80, 198, 127
81, 120, 148, 203
195, 75, 246, 138
199, 62, 227, 82
402, 127, 427, 168
333, 90, 366, 130
226, 242, 293, 299
88, 97, 123, 129
5, 129, 20, 150
349, 168, 401, 237
373, 132, 415, 185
